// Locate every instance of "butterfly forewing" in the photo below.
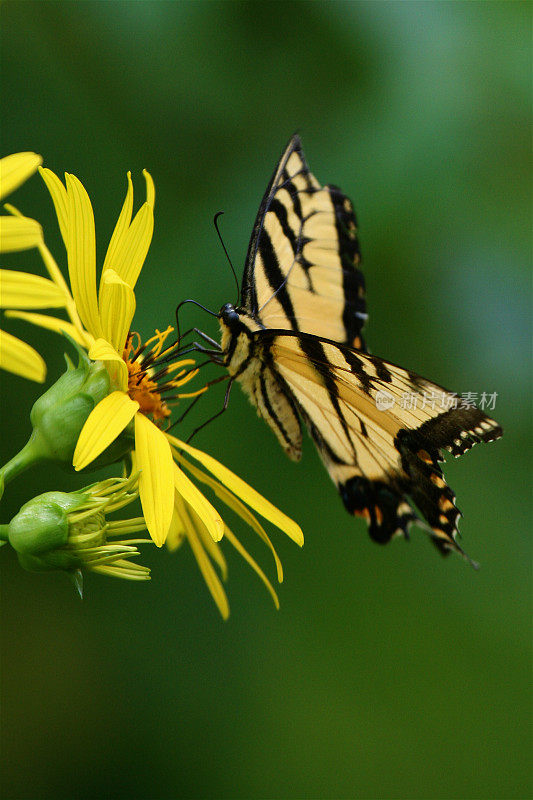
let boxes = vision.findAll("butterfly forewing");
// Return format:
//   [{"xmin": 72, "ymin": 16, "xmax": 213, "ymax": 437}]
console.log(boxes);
[{"xmin": 241, "ymin": 135, "xmax": 367, "ymax": 348}]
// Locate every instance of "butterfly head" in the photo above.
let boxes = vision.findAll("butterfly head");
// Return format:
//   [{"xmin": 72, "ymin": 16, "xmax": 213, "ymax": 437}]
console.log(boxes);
[
  {"xmin": 219, "ymin": 302, "xmax": 241, "ymax": 327},
  {"xmin": 219, "ymin": 302, "xmax": 262, "ymax": 333}
]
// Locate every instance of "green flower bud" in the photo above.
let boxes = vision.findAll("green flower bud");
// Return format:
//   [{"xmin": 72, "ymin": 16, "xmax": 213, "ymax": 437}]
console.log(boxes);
[
  {"xmin": 7, "ymin": 475, "xmax": 151, "ymax": 582},
  {"xmin": 0, "ymin": 337, "xmax": 135, "ymax": 487},
  {"xmin": 29, "ymin": 339, "xmax": 135, "ymax": 468}
]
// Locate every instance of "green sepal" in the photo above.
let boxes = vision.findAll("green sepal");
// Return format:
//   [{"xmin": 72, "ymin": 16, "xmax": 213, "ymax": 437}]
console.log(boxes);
[{"xmin": 70, "ymin": 569, "xmax": 84, "ymax": 599}]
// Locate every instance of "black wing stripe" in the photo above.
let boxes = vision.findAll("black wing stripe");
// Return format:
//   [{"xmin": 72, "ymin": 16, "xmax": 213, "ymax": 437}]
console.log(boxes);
[
  {"xmin": 258, "ymin": 228, "xmax": 299, "ymax": 330},
  {"xmin": 257, "ymin": 369, "xmax": 295, "ymax": 451},
  {"xmin": 297, "ymin": 336, "xmax": 358, "ymax": 462},
  {"xmin": 328, "ymin": 186, "xmax": 366, "ymax": 348},
  {"xmin": 281, "ymin": 168, "xmax": 304, "ymax": 220},
  {"xmin": 269, "ymin": 198, "xmax": 299, "ymax": 256},
  {"xmin": 284, "ymin": 364, "xmax": 400, "ymax": 478}
]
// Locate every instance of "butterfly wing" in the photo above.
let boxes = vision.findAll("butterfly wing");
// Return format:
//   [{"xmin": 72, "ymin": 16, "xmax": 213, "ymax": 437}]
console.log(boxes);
[
  {"xmin": 258, "ymin": 330, "xmax": 502, "ymax": 558},
  {"xmin": 241, "ymin": 134, "xmax": 367, "ymax": 349}
]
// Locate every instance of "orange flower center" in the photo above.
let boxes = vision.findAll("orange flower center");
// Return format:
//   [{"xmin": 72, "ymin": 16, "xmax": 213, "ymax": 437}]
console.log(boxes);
[
  {"xmin": 126, "ymin": 358, "xmax": 170, "ymax": 421},
  {"xmin": 122, "ymin": 328, "xmax": 204, "ymax": 425}
]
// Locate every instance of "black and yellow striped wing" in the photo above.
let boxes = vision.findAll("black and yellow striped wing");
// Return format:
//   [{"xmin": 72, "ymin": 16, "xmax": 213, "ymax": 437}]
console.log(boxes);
[
  {"xmin": 241, "ymin": 134, "xmax": 367, "ymax": 349},
  {"xmin": 218, "ymin": 136, "xmax": 502, "ymax": 561},
  {"xmin": 260, "ymin": 330, "xmax": 502, "ymax": 558}
]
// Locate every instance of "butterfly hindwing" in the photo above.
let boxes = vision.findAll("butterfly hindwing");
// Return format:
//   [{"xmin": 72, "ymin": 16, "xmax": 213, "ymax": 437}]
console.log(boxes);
[
  {"xmin": 241, "ymin": 135, "xmax": 367, "ymax": 348},
  {"xmin": 263, "ymin": 331, "xmax": 501, "ymax": 557},
  {"xmin": 250, "ymin": 363, "xmax": 302, "ymax": 461}
]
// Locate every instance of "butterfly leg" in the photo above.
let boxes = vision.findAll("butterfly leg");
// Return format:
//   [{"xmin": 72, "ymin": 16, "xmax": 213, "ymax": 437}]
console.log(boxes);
[
  {"xmin": 185, "ymin": 377, "xmax": 234, "ymax": 444},
  {"xmin": 167, "ymin": 373, "xmax": 230, "ymax": 432},
  {"xmin": 193, "ymin": 328, "xmax": 222, "ymax": 351},
  {"xmin": 174, "ymin": 343, "xmax": 224, "ymax": 364},
  {"xmin": 167, "ymin": 393, "xmax": 204, "ymax": 430},
  {"xmin": 158, "ymin": 327, "xmax": 206, "ymax": 365}
]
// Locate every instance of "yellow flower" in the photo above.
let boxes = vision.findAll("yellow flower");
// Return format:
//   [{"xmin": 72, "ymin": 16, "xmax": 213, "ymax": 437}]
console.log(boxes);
[
  {"xmin": 6, "ymin": 166, "xmax": 303, "ymax": 615},
  {"xmin": 0, "ymin": 152, "xmax": 53, "ymax": 382}
]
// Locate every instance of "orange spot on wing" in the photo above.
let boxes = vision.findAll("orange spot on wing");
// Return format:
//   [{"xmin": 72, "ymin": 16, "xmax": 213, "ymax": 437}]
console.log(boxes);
[{"xmin": 439, "ymin": 496, "xmax": 454, "ymax": 512}]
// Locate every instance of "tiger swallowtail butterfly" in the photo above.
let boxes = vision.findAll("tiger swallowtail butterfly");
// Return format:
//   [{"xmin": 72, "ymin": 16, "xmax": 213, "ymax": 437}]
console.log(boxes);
[{"xmin": 205, "ymin": 135, "xmax": 502, "ymax": 563}]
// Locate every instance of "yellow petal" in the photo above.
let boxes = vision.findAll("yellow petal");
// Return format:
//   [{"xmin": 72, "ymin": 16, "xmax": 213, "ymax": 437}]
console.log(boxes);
[
  {"xmin": 143, "ymin": 170, "xmax": 155, "ymax": 208},
  {"xmin": 174, "ymin": 492, "xmax": 227, "ymax": 578},
  {"xmin": 0, "ymin": 328, "xmax": 45, "ymax": 382},
  {"xmin": 98, "ymin": 268, "xmax": 136, "ymax": 354},
  {"xmin": 194, "ymin": 516, "xmax": 228, "ymax": 580},
  {"xmin": 4, "ymin": 310, "xmax": 93, "ymax": 349},
  {"xmin": 65, "ymin": 173, "xmax": 101, "ymax": 338},
  {"xmin": 174, "ymin": 491, "xmax": 229, "ymax": 619},
  {"xmin": 0, "ymin": 216, "xmax": 42, "ymax": 253},
  {"xmin": 35, "ymin": 239, "xmax": 72, "ymax": 297},
  {"xmin": 175, "ymin": 450, "xmax": 283, "ymax": 583},
  {"xmin": 173, "ymin": 461, "xmax": 224, "ymax": 543},
  {"xmin": 101, "ymin": 171, "xmax": 133, "ymax": 284},
  {"xmin": 224, "ymin": 524, "xmax": 279, "ymax": 610},
  {"xmin": 188, "ymin": 531, "xmax": 230, "ymax": 619},
  {"xmin": 135, "ymin": 413, "xmax": 174, "ymax": 547},
  {"xmin": 74, "ymin": 391, "xmax": 138, "ymax": 471},
  {"xmin": 0, "ymin": 152, "xmax": 42, "ymax": 199},
  {"xmin": 36, "ymin": 240, "xmax": 87, "ymax": 335},
  {"xmin": 38, "ymin": 167, "xmax": 69, "ymax": 247},
  {"xmin": 168, "ymin": 436, "xmax": 304, "ymax": 547},
  {"xmin": 166, "ymin": 509, "xmax": 186, "ymax": 552},
  {"xmin": 110, "ymin": 202, "xmax": 154, "ymax": 289},
  {"xmin": 0, "ymin": 269, "xmax": 66, "ymax": 309},
  {"xmin": 101, "ymin": 170, "xmax": 154, "ymax": 291},
  {"xmin": 88, "ymin": 337, "xmax": 128, "ymax": 391},
  {"xmin": 3, "ymin": 204, "xmax": 81, "ymax": 327}
]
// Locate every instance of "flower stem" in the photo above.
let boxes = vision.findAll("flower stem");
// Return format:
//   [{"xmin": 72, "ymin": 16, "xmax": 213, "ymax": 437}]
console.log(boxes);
[{"xmin": 0, "ymin": 433, "xmax": 47, "ymax": 490}]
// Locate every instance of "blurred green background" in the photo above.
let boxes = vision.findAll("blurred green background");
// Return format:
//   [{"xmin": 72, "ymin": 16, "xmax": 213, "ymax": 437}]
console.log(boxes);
[{"xmin": 1, "ymin": 2, "xmax": 531, "ymax": 799}]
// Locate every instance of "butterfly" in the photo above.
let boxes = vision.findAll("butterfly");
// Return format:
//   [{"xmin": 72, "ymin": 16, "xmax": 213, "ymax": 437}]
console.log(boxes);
[{"xmin": 209, "ymin": 134, "xmax": 502, "ymax": 561}]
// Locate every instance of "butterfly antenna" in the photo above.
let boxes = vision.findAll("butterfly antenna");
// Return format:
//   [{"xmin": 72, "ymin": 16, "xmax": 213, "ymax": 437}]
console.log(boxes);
[
  {"xmin": 213, "ymin": 211, "xmax": 240, "ymax": 306},
  {"xmin": 175, "ymin": 299, "xmax": 219, "ymax": 350}
]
